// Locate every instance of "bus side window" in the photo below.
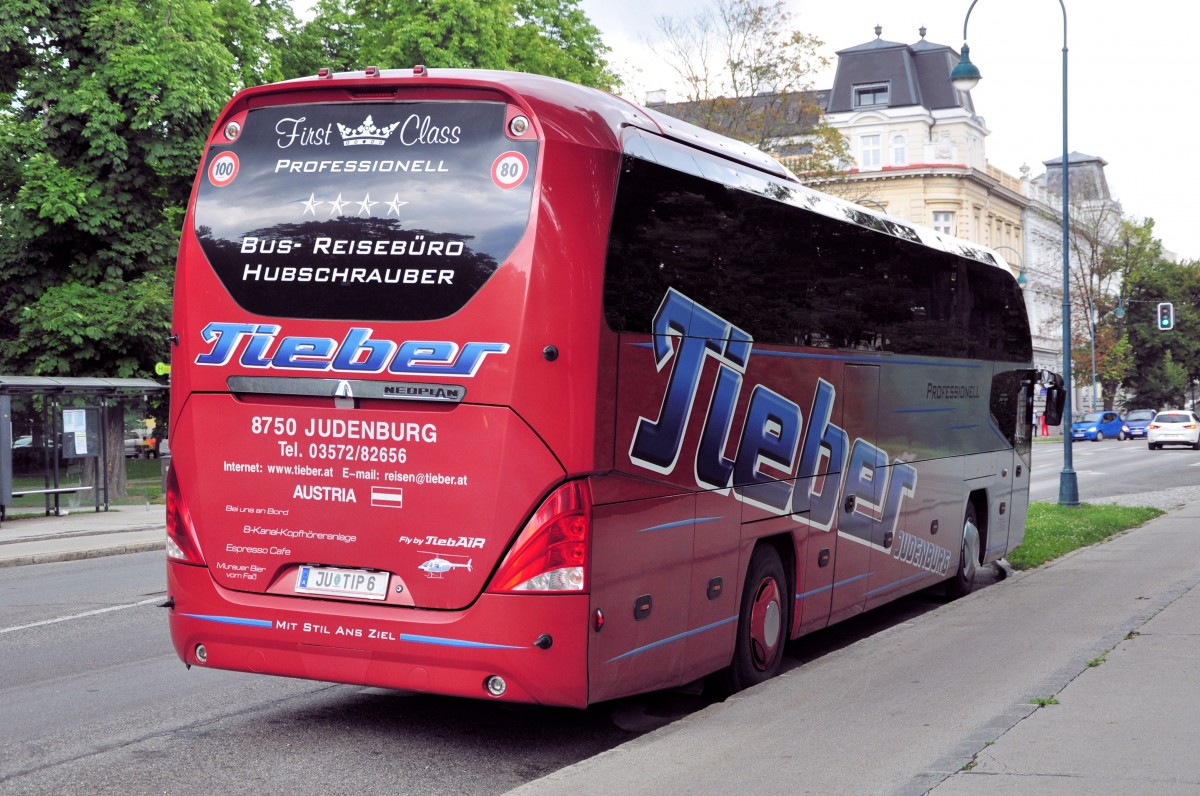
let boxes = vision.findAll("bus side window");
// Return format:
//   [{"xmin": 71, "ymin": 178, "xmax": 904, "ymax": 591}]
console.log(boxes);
[{"xmin": 604, "ymin": 153, "xmax": 1032, "ymax": 367}]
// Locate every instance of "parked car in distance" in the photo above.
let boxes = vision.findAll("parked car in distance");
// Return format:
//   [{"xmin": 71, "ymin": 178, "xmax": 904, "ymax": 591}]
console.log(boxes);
[
  {"xmin": 1070, "ymin": 410, "xmax": 1127, "ymax": 442},
  {"xmin": 1124, "ymin": 409, "xmax": 1157, "ymax": 439},
  {"xmin": 124, "ymin": 431, "xmax": 144, "ymax": 458},
  {"xmin": 1147, "ymin": 410, "xmax": 1200, "ymax": 450}
]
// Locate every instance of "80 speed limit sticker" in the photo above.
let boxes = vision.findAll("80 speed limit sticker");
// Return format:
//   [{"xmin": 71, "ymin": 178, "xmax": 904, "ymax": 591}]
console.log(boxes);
[
  {"xmin": 491, "ymin": 151, "xmax": 529, "ymax": 189},
  {"xmin": 208, "ymin": 152, "xmax": 240, "ymax": 188}
]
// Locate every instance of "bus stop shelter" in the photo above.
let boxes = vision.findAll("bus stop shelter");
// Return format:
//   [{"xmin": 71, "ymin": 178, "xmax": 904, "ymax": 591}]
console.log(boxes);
[{"xmin": 1, "ymin": 375, "xmax": 168, "ymax": 521}]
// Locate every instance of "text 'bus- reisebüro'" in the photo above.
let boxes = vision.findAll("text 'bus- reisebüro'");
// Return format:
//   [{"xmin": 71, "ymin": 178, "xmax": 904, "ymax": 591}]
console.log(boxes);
[{"xmin": 165, "ymin": 66, "xmax": 1065, "ymax": 708}]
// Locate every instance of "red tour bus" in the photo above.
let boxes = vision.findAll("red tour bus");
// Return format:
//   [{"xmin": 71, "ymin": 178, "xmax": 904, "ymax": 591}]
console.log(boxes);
[{"xmin": 166, "ymin": 67, "xmax": 1063, "ymax": 707}]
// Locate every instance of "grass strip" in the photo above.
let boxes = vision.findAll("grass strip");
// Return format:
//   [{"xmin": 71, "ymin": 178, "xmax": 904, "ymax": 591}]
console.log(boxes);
[{"xmin": 1010, "ymin": 502, "xmax": 1164, "ymax": 570}]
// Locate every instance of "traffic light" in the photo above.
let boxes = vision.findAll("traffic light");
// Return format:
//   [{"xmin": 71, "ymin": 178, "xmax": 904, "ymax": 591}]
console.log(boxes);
[{"xmin": 1158, "ymin": 302, "xmax": 1175, "ymax": 331}]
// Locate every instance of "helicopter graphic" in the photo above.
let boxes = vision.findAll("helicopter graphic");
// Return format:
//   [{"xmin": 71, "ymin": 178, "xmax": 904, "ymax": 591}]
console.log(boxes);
[{"xmin": 418, "ymin": 553, "xmax": 473, "ymax": 578}]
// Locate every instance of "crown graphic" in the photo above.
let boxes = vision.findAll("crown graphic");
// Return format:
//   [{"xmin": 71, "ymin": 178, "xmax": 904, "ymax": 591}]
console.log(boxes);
[{"xmin": 337, "ymin": 115, "xmax": 401, "ymax": 146}]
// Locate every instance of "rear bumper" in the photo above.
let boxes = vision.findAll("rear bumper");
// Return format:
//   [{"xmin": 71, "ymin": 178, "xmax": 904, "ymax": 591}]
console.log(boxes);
[
  {"xmin": 167, "ymin": 561, "xmax": 591, "ymax": 707},
  {"xmin": 1148, "ymin": 434, "xmax": 1199, "ymax": 446}
]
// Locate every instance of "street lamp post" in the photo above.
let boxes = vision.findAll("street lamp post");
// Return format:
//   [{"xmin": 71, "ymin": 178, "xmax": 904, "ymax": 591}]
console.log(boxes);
[{"xmin": 951, "ymin": 0, "xmax": 1078, "ymax": 506}]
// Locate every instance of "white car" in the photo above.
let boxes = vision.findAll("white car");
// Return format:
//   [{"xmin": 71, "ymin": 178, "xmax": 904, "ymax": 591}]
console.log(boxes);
[
  {"xmin": 124, "ymin": 431, "xmax": 144, "ymax": 458},
  {"xmin": 1147, "ymin": 410, "xmax": 1200, "ymax": 450}
]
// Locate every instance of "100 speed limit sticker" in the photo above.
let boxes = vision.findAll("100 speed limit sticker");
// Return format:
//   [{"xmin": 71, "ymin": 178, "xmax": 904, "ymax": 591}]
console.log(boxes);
[
  {"xmin": 491, "ymin": 151, "xmax": 529, "ymax": 189},
  {"xmin": 208, "ymin": 152, "xmax": 240, "ymax": 188}
]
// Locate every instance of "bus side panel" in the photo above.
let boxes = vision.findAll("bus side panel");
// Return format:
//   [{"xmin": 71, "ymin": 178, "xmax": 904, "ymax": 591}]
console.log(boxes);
[
  {"xmin": 681, "ymin": 489, "xmax": 743, "ymax": 676},
  {"xmin": 990, "ymin": 365, "xmax": 1035, "ymax": 559},
  {"xmin": 167, "ymin": 231, "xmax": 206, "ymax": 430},
  {"xmin": 1005, "ymin": 453, "xmax": 1031, "ymax": 555},
  {"xmin": 985, "ymin": 450, "xmax": 1015, "ymax": 562},
  {"xmin": 587, "ymin": 491, "xmax": 700, "ymax": 703},
  {"xmin": 864, "ymin": 456, "xmax": 963, "ymax": 610},
  {"xmin": 828, "ymin": 364, "xmax": 879, "ymax": 625},
  {"xmin": 509, "ymin": 139, "xmax": 619, "ymax": 475},
  {"xmin": 795, "ymin": 474, "xmax": 835, "ymax": 635}
]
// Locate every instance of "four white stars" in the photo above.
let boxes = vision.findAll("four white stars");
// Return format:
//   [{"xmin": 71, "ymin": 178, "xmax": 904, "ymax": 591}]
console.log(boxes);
[{"xmin": 301, "ymin": 193, "xmax": 408, "ymax": 218}]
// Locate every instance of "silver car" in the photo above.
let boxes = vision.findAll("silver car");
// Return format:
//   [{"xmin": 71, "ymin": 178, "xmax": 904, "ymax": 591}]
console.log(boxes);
[{"xmin": 1147, "ymin": 410, "xmax": 1200, "ymax": 450}]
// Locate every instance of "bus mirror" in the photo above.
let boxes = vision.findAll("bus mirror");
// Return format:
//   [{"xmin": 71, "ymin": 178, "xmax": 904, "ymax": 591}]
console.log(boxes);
[
  {"xmin": 1042, "ymin": 387, "xmax": 1065, "ymax": 427},
  {"xmin": 1038, "ymin": 370, "xmax": 1065, "ymax": 427}
]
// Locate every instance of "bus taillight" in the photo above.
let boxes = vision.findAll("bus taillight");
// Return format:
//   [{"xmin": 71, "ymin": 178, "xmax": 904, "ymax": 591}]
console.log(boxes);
[
  {"xmin": 488, "ymin": 481, "xmax": 590, "ymax": 593},
  {"xmin": 165, "ymin": 467, "xmax": 206, "ymax": 566}
]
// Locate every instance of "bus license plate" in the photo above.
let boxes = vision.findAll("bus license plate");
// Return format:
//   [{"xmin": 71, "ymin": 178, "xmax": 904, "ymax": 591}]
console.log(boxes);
[{"xmin": 295, "ymin": 565, "xmax": 388, "ymax": 600}]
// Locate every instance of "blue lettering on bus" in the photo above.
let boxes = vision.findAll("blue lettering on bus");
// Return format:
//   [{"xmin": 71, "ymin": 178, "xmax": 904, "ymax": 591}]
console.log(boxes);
[
  {"xmin": 839, "ymin": 439, "xmax": 890, "ymax": 545},
  {"xmin": 733, "ymin": 385, "xmax": 802, "ymax": 513},
  {"xmin": 389, "ymin": 341, "xmax": 508, "ymax": 377},
  {"xmin": 629, "ymin": 290, "xmax": 918, "ymax": 549},
  {"xmin": 796, "ymin": 379, "xmax": 849, "ymax": 530},
  {"xmin": 331, "ymin": 327, "xmax": 396, "ymax": 371},
  {"xmin": 195, "ymin": 322, "xmax": 508, "ymax": 376},
  {"xmin": 630, "ymin": 290, "xmax": 742, "ymax": 473}
]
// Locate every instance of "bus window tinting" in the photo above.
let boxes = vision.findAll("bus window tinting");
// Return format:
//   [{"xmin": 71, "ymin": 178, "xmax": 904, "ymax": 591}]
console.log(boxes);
[
  {"xmin": 603, "ymin": 155, "xmax": 1031, "ymax": 363},
  {"xmin": 193, "ymin": 101, "xmax": 538, "ymax": 321}
]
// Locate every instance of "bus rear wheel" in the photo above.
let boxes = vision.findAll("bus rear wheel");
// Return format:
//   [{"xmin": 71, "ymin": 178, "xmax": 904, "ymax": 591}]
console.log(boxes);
[
  {"xmin": 947, "ymin": 502, "xmax": 980, "ymax": 599},
  {"xmin": 721, "ymin": 544, "xmax": 788, "ymax": 694}
]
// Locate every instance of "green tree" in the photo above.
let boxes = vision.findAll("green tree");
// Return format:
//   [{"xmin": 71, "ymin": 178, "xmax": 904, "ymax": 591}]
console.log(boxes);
[
  {"xmin": 0, "ymin": 0, "xmax": 289, "ymax": 495},
  {"xmin": 279, "ymin": 0, "xmax": 359, "ymax": 78},
  {"xmin": 11, "ymin": 273, "xmax": 173, "ymax": 378},
  {"xmin": 654, "ymin": 0, "xmax": 849, "ymax": 179},
  {"xmin": 287, "ymin": 0, "xmax": 618, "ymax": 89},
  {"xmin": 1121, "ymin": 219, "xmax": 1200, "ymax": 409},
  {"xmin": 213, "ymin": 0, "xmax": 298, "ymax": 87},
  {"xmin": 0, "ymin": 0, "xmax": 293, "ymax": 380}
]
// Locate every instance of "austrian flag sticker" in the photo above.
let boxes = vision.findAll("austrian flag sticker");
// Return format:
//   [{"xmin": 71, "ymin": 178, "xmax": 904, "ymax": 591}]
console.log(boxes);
[{"xmin": 370, "ymin": 486, "xmax": 404, "ymax": 509}]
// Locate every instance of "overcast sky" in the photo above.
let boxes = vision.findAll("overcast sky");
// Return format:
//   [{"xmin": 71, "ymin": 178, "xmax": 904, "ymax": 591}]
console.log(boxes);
[{"xmin": 580, "ymin": 0, "xmax": 1197, "ymax": 261}]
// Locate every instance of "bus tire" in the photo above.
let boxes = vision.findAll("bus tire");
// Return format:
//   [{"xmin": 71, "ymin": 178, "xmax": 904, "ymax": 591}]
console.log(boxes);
[
  {"xmin": 947, "ymin": 502, "xmax": 980, "ymax": 599},
  {"xmin": 722, "ymin": 544, "xmax": 788, "ymax": 694}
]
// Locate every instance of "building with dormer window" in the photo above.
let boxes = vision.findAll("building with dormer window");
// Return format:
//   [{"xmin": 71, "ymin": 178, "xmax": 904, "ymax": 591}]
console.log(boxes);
[
  {"xmin": 816, "ymin": 25, "xmax": 1070, "ymax": 408},
  {"xmin": 819, "ymin": 25, "xmax": 1025, "ymax": 252}
]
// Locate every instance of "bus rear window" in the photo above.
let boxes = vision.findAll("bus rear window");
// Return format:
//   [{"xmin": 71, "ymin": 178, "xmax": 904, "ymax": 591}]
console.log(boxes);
[{"xmin": 193, "ymin": 101, "xmax": 537, "ymax": 321}]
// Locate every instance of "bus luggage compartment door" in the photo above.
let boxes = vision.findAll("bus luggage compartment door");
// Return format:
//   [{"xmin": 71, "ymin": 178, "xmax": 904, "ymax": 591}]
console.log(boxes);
[
  {"xmin": 829, "ymin": 364, "xmax": 880, "ymax": 625},
  {"xmin": 587, "ymin": 491, "xmax": 704, "ymax": 704}
]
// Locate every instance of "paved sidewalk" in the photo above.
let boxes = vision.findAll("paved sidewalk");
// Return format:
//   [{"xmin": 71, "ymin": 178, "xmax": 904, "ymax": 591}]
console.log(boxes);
[
  {"xmin": 0, "ymin": 504, "xmax": 165, "ymax": 567},
  {"xmin": 931, "ymin": 574, "xmax": 1200, "ymax": 795},
  {"xmin": 512, "ymin": 498, "xmax": 1200, "ymax": 796}
]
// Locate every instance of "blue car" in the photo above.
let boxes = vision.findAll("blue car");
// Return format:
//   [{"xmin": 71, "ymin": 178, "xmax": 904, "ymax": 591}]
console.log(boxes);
[
  {"xmin": 1123, "ymin": 409, "xmax": 1156, "ymax": 439},
  {"xmin": 1071, "ymin": 411, "xmax": 1127, "ymax": 442}
]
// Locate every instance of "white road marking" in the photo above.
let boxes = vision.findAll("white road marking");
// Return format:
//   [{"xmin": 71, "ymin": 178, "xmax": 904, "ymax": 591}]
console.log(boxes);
[{"xmin": 0, "ymin": 597, "xmax": 161, "ymax": 635}]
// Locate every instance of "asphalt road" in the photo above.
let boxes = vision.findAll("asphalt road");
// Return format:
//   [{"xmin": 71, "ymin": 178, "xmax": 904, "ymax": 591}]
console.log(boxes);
[
  {"xmin": 0, "ymin": 552, "xmax": 700, "ymax": 794},
  {"xmin": 0, "ymin": 446, "xmax": 1188, "ymax": 794},
  {"xmin": 0, "ymin": 564, "xmax": 1004, "ymax": 793},
  {"xmin": 1029, "ymin": 436, "xmax": 1200, "ymax": 505}
]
